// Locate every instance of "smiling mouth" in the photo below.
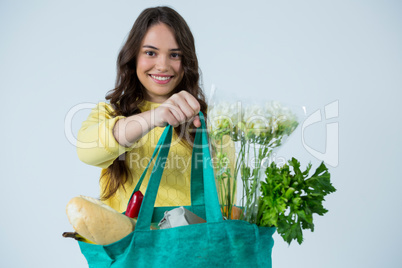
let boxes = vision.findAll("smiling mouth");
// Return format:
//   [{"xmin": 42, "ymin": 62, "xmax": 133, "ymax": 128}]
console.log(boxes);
[{"xmin": 150, "ymin": 74, "xmax": 173, "ymax": 81}]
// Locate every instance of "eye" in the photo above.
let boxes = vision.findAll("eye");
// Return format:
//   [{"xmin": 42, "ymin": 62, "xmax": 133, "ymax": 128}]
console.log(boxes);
[
  {"xmin": 145, "ymin": 51, "xmax": 156, "ymax": 56},
  {"xmin": 171, "ymin": 52, "xmax": 182, "ymax": 59}
]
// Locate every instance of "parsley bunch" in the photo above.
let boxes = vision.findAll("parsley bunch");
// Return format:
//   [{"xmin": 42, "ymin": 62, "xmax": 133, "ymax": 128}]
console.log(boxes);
[{"xmin": 257, "ymin": 158, "xmax": 336, "ymax": 245}]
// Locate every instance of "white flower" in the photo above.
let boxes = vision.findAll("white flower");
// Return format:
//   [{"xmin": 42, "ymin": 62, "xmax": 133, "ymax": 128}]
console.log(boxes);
[
  {"xmin": 264, "ymin": 101, "xmax": 298, "ymax": 133},
  {"xmin": 208, "ymin": 98, "xmax": 300, "ymax": 222},
  {"xmin": 264, "ymin": 101, "xmax": 283, "ymax": 117},
  {"xmin": 208, "ymin": 100, "xmax": 298, "ymax": 142},
  {"xmin": 208, "ymin": 101, "xmax": 242, "ymax": 132},
  {"xmin": 243, "ymin": 104, "xmax": 270, "ymax": 136}
]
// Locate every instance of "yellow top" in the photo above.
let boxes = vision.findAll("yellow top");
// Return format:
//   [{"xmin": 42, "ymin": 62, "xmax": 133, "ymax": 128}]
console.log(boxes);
[{"xmin": 77, "ymin": 101, "xmax": 193, "ymax": 212}]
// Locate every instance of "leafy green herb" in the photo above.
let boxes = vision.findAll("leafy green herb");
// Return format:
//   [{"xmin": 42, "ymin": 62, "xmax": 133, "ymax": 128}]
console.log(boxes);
[{"xmin": 257, "ymin": 157, "xmax": 336, "ymax": 245}]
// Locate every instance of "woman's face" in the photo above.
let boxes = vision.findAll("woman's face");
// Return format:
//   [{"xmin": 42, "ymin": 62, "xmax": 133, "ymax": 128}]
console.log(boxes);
[{"xmin": 136, "ymin": 23, "xmax": 184, "ymax": 103}]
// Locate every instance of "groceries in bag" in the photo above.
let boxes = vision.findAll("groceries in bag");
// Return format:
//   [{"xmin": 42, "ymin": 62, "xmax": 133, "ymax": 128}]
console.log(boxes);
[
  {"xmin": 125, "ymin": 191, "xmax": 143, "ymax": 218},
  {"xmin": 158, "ymin": 206, "xmax": 206, "ymax": 229},
  {"xmin": 65, "ymin": 195, "xmax": 136, "ymax": 245}
]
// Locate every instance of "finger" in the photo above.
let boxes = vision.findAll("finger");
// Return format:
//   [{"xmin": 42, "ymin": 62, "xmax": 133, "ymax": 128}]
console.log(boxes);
[
  {"xmin": 168, "ymin": 109, "xmax": 185, "ymax": 127},
  {"xmin": 162, "ymin": 102, "xmax": 186, "ymax": 124},
  {"xmin": 177, "ymin": 98, "xmax": 198, "ymax": 121},
  {"xmin": 165, "ymin": 111, "xmax": 181, "ymax": 127},
  {"xmin": 155, "ymin": 105, "xmax": 182, "ymax": 127},
  {"xmin": 169, "ymin": 93, "xmax": 198, "ymax": 122},
  {"xmin": 181, "ymin": 92, "xmax": 201, "ymax": 115},
  {"xmin": 193, "ymin": 115, "xmax": 201, "ymax": 128},
  {"xmin": 174, "ymin": 92, "xmax": 201, "ymax": 120}
]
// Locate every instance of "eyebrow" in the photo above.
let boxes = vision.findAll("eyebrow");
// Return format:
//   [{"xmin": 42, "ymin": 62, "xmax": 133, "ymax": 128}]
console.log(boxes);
[{"xmin": 142, "ymin": 45, "xmax": 181, "ymax": 51}]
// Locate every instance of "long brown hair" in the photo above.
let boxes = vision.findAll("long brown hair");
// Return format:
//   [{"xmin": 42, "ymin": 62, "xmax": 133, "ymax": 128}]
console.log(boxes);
[{"xmin": 101, "ymin": 6, "xmax": 207, "ymax": 200}]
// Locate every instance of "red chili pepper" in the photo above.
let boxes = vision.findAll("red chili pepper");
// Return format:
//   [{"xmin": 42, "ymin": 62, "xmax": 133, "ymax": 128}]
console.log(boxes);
[{"xmin": 126, "ymin": 191, "xmax": 144, "ymax": 218}]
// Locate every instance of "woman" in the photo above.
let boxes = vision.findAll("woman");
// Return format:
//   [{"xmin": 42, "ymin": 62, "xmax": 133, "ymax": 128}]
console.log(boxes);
[{"xmin": 77, "ymin": 6, "xmax": 207, "ymax": 212}]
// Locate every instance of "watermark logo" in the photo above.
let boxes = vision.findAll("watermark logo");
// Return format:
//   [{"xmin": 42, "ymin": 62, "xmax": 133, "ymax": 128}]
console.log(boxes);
[
  {"xmin": 64, "ymin": 100, "xmax": 339, "ymax": 168},
  {"xmin": 64, "ymin": 102, "xmax": 203, "ymax": 151},
  {"xmin": 301, "ymin": 100, "xmax": 339, "ymax": 167},
  {"xmin": 64, "ymin": 102, "xmax": 97, "ymax": 149}
]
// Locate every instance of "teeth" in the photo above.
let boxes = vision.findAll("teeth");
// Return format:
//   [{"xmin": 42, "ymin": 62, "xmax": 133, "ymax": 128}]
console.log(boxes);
[{"xmin": 151, "ymin": 75, "xmax": 171, "ymax": 81}]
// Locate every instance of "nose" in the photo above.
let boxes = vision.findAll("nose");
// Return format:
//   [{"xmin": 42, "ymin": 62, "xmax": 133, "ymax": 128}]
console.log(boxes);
[{"xmin": 155, "ymin": 55, "xmax": 169, "ymax": 72}]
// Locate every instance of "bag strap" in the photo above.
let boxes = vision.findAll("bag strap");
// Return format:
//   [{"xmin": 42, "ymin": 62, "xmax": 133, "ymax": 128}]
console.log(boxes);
[
  {"xmin": 135, "ymin": 112, "xmax": 223, "ymax": 231},
  {"xmin": 189, "ymin": 121, "xmax": 204, "ymax": 207},
  {"xmin": 126, "ymin": 116, "xmax": 205, "ymax": 208},
  {"xmin": 126, "ymin": 123, "xmax": 171, "ymax": 206},
  {"xmin": 198, "ymin": 112, "xmax": 223, "ymax": 222}
]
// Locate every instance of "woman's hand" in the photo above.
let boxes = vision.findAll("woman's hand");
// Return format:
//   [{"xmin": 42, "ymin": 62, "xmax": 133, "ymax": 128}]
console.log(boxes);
[
  {"xmin": 113, "ymin": 91, "xmax": 201, "ymax": 147},
  {"xmin": 153, "ymin": 91, "xmax": 201, "ymax": 128}
]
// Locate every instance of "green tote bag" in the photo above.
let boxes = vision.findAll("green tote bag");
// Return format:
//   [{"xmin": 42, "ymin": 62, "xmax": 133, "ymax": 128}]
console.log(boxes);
[{"xmin": 78, "ymin": 112, "xmax": 276, "ymax": 267}]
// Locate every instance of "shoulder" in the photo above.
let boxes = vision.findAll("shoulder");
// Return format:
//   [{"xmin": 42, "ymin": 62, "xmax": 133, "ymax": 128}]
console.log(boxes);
[
  {"xmin": 96, "ymin": 102, "xmax": 115, "ymax": 111},
  {"xmin": 82, "ymin": 102, "xmax": 120, "ymax": 122},
  {"xmin": 94, "ymin": 102, "xmax": 117, "ymax": 117}
]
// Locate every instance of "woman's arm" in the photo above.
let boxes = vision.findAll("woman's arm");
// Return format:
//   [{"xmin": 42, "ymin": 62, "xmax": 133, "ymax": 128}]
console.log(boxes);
[
  {"xmin": 77, "ymin": 91, "xmax": 201, "ymax": 168},
  {"xmin": 76, "ymin": 102, "xmax": 133, "ymax": 168},
  {"xmin": 113, "ymin": 91, "xmax": 201, "ymax": 147}
]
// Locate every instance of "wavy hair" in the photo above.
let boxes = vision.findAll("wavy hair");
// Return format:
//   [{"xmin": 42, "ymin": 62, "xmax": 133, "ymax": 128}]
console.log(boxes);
[{"xmin": 101, "ymin": 6, "xmax": 207, "ymax": 200}]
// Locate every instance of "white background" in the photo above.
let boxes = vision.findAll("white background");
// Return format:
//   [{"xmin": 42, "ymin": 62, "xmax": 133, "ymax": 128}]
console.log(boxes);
[{"xmin": 1, "ymin": 0, "xmax": 401, "ymax": 267}]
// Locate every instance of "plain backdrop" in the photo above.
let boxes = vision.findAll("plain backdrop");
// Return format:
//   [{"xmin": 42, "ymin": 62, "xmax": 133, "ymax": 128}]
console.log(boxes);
[{"xmin": 1, "ymin": 0, "xmax": 401, "ymax": 267}]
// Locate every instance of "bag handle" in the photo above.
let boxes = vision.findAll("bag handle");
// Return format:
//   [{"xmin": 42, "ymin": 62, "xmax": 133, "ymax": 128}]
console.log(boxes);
[
  {"xmin": 126, "ymin": 121, "xmax": 171, "ymax": 205},
  {"xmin": 126, "ymin": 115, "xmax": 205, "ymax": 208},
  {"xmin": 135, "ymin": 112, "xmax": 223, "ymax": 231}
]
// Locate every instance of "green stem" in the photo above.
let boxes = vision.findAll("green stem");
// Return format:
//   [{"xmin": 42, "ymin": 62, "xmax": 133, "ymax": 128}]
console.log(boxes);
[
  {"xmin": 227, "ymin": 171, "xmax": 232, "ymax": 218},
  {"xmin": 219, "ymin": 136, "xmax": 229, "ymax": 219}
]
